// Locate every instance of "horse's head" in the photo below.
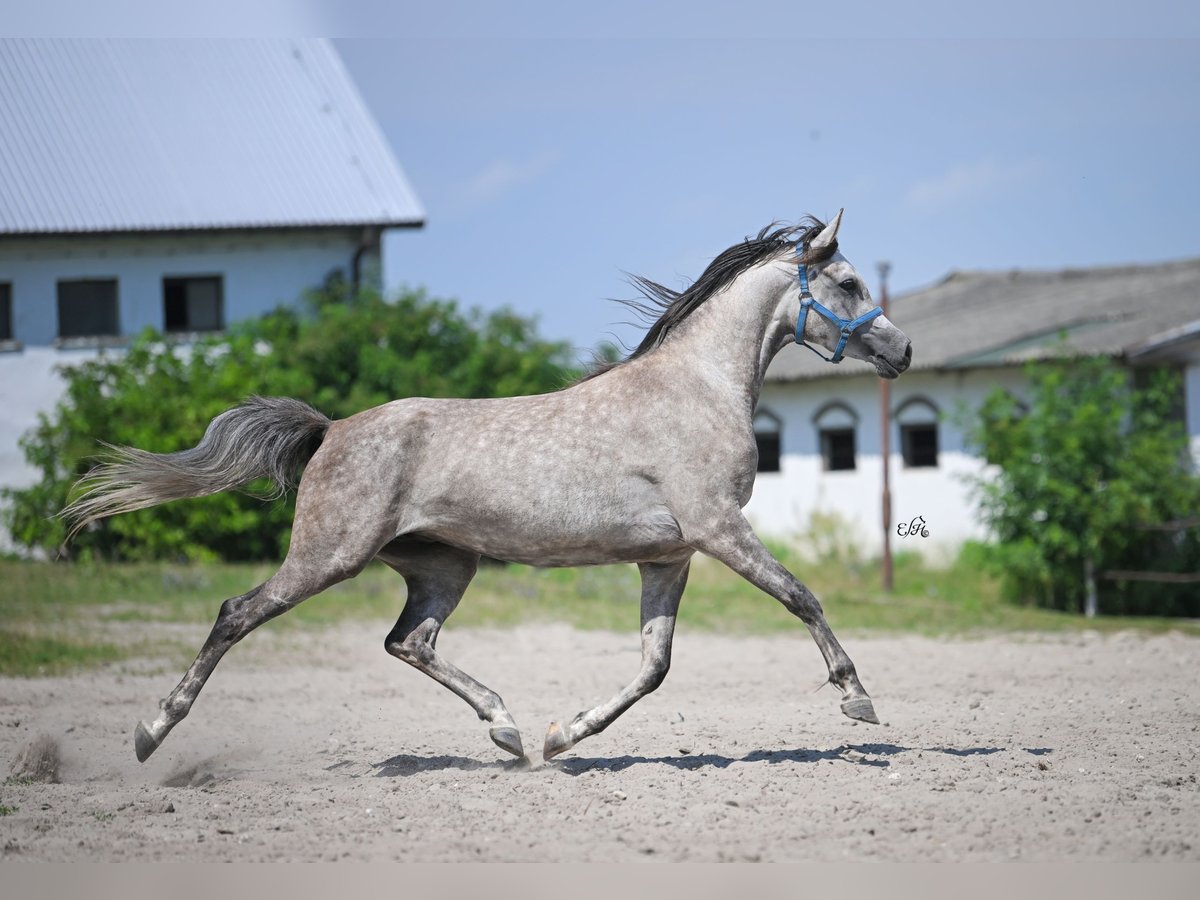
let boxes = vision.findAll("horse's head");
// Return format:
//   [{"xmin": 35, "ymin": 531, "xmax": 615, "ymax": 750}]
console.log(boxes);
[{"xmin": 791, "ymin": 210, "xmax": 912, "ymax": 379}]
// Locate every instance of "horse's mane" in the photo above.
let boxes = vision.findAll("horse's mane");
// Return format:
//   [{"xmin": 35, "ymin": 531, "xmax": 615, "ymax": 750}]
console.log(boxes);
[{"xmin": 580, "ymin": 217, "xmax": 838, "ymax": 382}]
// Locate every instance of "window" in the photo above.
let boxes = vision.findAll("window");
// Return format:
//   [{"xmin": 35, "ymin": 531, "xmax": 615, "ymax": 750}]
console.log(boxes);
[
  {"xmin": 821, "ymin": 428, "xmax": 857, "ymax": 471},
  {"xmin": 0, "ymin": 283, "xmax": 12, "ymax": 342},
  {"xmin": 57, "ymin": 279, "xmax": 118, "ymax": 339},
  {"xmin": 813, "ymin": 401, "xmax": 858, "ymax": 472},
  {"xmin": 1133, "ymin": 364, "xmax": 1185, "ymax": 423},
  {"xmin": 980, "ymin": 393, "xmax": 1028, "ymax": 465},
  {"xmin": 901, "ymin": 424, "xmax": 939, "ymax": 467},
  {"xmin": 164, "ymin": 276, "xmax": 224, "ymax": 333},
  {"xmin": 895, "ymin": 397, "xmax": 940, "ymax": 468},
  {"xmin": 753, "ymin": 408, "xmax": 782, "ymax": 472}
]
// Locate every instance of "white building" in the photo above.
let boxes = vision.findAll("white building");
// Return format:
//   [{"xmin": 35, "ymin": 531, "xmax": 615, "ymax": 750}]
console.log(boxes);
[
  {"xmin": 748, "ymin": 259, "xmax": 1200, "ymax": 559},
  {"xmin": 0, "ymin": 40, "xmax": 424, "ymax": 501}
]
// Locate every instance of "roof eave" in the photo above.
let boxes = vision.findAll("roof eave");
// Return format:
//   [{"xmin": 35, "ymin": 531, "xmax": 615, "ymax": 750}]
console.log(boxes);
[
  {"xmin": 1124, "ymin": 319, "xmax": 1200, "ymax": 363},
  {"xmin": 0, "ymin": 218, "xmax": 425, "ymax": 239}
]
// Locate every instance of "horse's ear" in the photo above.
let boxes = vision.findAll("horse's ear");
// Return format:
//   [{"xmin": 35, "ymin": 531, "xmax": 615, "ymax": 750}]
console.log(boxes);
[{"xmin": 810, "ymin": 208, "xmax": 844, "ymax": 251}]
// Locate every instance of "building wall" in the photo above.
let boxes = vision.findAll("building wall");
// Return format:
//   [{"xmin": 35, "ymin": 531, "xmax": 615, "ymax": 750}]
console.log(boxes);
[
  {"xmin": 0, "ymin": 230, "xmax": 367, "ymax": 346},
  {"xmin": 0, "ymin": 229, "xmax": 371, "ymax": 494},
  {"xmin": 745, "ymin": 367, "xmax": 1029, "ymax": 560}
]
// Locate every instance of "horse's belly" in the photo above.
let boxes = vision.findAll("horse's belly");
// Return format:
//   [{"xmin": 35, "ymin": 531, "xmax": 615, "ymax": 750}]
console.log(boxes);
[{"xmin": 419, "ymin": 506, "xmax": 686, "ymax": 567}]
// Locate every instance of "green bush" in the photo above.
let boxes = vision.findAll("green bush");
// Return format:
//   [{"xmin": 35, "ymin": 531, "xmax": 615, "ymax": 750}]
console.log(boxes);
[
  {"xmin": 2, "ymin": 285, "xmax": 577, "ymax": 561},
  {"xmin": 965, "ymin": 356, "xmax": 1200, "ymax": 616}
]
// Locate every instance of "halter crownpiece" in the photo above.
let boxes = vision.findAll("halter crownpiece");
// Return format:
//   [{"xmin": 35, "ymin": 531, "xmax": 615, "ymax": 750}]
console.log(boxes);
[{"xmin": 794, "ymin": 252, "xmax": 883, "ymax": 364}]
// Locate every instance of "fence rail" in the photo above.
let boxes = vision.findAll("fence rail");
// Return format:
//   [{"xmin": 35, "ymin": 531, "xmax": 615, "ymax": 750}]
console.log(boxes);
[
  {"xmin": 1101, "ymin": 570, "xmax": 1200, "ymax": 584},
  {"xmin": 1099, "ymin": 518, "xmax": 1199, "ymax": 584}
]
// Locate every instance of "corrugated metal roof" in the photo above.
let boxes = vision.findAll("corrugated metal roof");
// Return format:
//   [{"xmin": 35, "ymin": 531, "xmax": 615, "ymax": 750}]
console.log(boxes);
[
  {"xmin": 766, "ymin": 257, "xmax": 1200, "ymax": 381},
  {"xmin": 0, "ymin": 39, "xmax": 424, "ymax": 233}
]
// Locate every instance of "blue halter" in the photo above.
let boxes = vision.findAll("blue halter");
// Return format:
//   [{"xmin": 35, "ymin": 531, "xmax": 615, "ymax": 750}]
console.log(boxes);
[{"xmin": 795, "ymin": 256, "xmax": 883, "ymax": 364}]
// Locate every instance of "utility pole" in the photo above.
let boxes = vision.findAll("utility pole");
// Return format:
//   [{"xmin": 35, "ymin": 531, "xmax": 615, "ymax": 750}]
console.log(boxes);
[{"xmin": 878, "ymin": 261, "xmax": 894, "ymax": 593}]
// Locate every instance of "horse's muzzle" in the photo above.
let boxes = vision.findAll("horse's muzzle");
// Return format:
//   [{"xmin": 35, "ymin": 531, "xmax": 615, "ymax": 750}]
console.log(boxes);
[{"xmin": 872, "ymin": 341, "xmax": 911, "ymax": 379}]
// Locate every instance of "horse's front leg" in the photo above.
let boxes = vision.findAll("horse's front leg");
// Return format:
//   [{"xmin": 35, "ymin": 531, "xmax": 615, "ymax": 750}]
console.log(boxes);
[
  {"xmin": 692, "ymin": 512, "xmax": 879, "ymax": 725},
  {"xmin": 543, "ymin": 557, "xmax": 691, "ymax": 760}
]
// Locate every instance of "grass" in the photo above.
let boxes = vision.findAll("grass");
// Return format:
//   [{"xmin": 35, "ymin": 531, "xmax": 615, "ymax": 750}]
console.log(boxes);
[
  {"xmin": 0, "ymin": 547, "xmax": 1196, "ymax": 677},
  {"xmin": 0, "ymin": 630, "xmax": 127, "ymax": 677}
]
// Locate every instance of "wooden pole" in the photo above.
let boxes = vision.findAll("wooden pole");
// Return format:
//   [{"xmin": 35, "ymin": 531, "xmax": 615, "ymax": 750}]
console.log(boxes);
[
  {"xmin": 1084, "ymin": 555, "xmax": 1098, "ymax": 618},
  {"xmin": 878, "ymin": 261, "xmax": 893, "ymax": 594}
]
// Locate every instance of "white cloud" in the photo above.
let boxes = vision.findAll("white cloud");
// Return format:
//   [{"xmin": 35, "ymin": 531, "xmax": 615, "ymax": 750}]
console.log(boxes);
[
  {"xmin": 455, "ymin": 150, "xmax": 561, "ymax": 208},
  {"xmin": 906, "ymin": 158, "xmax": 1040, "ymax": 211}
]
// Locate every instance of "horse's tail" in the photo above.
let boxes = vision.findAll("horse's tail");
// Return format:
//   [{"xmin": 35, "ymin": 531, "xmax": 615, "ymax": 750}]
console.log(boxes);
[{"xmin": 62, "ymin": 396, "xmax": 331, "ymax": 539}]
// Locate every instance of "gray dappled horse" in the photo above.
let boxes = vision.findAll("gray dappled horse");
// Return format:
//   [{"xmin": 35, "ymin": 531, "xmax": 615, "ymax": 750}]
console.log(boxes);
[{"xmin": 64, "ymin": 211, "xmax": 912, "ymax": 763}]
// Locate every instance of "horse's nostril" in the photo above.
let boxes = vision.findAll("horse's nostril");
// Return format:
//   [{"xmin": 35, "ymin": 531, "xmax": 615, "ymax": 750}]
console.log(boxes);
[{"xmin": 904, "ymin": 342, "xmax": 912, "ymax": 361}]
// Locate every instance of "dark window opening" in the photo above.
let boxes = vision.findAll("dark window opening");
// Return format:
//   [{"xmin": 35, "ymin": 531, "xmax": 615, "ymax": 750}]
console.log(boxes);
[
  {"xmin": 753, "ymin": 409, "xmax": 783, "ymax": 473},
  {"xmin": 57, "ymin": 279, "xmax": 119, "ymax": 338},
  {"xmin": 820, "ymin": 428, "xmax": 856, "ymax": 471},
  {"xmin": 1133, "ymin": 364, "xmax": 1186, "ymax": 424},
  {"xmin": 164, "ymin": 276, "xmax": 224, "ymax": 333},
  {"xmin": 0, "ymin": 283, "xmax": 12, "ymax": 341},
  {"xmin": 981, "ymin": 396, "xmax": 1028, "ymax": 465},
  {"xmin": 756, "ymin": 432, "xmax": 781, "ymax": 472},
  {"xmin": 901, "ymin": 423, "xmax": 939, "ymax": 468}
]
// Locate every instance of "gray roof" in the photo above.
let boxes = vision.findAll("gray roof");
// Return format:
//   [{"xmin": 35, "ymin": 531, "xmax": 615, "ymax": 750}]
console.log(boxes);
[
  {"xmin": 0, "ymin": 39, "xmax": 424, "ymax": 234},
  {"xmin": 767, "ymin": 256, "xmax": 1200, "ymax": 381}
]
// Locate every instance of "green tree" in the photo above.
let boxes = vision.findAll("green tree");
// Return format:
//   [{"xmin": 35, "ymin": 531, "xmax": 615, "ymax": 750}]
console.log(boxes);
[
  {"xmin": 2, "ymin": 285, "xmax": 578, "ymax": 561},
  {"xmin": 965, "ymin": 356, "xmax": 1200, "ymax": 617}
]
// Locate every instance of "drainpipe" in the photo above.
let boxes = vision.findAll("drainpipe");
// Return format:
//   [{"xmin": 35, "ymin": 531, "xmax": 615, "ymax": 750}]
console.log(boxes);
[
  {"xmin": 351, "ymin": 226, "xmax": 379, "ymax": 298},
  {"xmin": 878, "ymin": 261, "xmax": 893, "ymax": 593}
]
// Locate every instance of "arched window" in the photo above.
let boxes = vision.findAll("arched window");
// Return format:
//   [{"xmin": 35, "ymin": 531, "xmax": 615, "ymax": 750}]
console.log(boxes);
[
  {"xmin": 753, "ymin": 407, "xmax": 782, "ymax": 472},
  {"xmin": 979, "ymin": 392, "xmax": 1028, "ymax": 465},
  {"xmin": 812, "ymin": 401, "xmax": 858, "ymax": 472},
  {"xmin": 895, "ymin": 397, "xmax": 939, "ymax": 468}
]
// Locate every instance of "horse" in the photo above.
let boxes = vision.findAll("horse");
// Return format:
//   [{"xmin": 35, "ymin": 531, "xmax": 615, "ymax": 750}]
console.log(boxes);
[{"xmin": 63, "ymin": 210, "xmax": 912, "ymax": 763}]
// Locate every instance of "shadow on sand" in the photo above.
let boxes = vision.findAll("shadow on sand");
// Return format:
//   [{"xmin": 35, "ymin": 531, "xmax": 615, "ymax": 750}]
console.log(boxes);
[
  {"xmin": 554, "ymin": 743, "xmax": 1013, "ymax": 774},
  {"xmin": 371, "ymin": 753, "xmax": 530, "ymax": 777},
  {"xmin": 368, "ymin": 742, "xmax": 1045, "ymax": 777}
]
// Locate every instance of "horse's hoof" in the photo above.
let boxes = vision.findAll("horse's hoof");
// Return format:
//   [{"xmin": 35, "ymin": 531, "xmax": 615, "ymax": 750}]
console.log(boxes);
[
  {"xmin": 490, "ymin": 726, "xmax": 525, "ymax": 758},
  {"xmin": 841, "ymin": 697, "xmax": 880, "ymax": 724},
  {"xmin": 542, "ymin": 721, "xmax": 574, "ymax": 761},
  {"xmin": 134, "ymin": 721, "xmax": 160, "ymax": 762}
]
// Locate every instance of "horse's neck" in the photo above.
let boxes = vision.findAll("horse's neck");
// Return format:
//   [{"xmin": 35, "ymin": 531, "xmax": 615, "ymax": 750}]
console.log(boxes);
[{"xmin": 653, "ymin": 264, "xmax": 793, "ymax": 415}]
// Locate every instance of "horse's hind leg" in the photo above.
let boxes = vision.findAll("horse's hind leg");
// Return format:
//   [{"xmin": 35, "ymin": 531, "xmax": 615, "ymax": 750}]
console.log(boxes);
[
  {"xmin": 131, "ymin": 419, "xmax": 416, "ymax": 762},
  {"xmin": 693, "ymin": 512, "xmax": 879, "ymax": 725},
  {"xmin": 543, "ymin": 557, "xmax": 691, "ymax": 760},
  {"xmin": 133, "ymin": 555, "xmax": 368, "ymax": 762},
  {"xmin": 379, "ymin": 542, "xmax": 524, "ymax": 759}
]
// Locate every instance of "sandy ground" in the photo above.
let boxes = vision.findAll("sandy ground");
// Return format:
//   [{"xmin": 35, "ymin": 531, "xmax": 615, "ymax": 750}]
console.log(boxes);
[{"xmin": 1, "ymin": 621, "xmax": 1198, "ymax": 862}]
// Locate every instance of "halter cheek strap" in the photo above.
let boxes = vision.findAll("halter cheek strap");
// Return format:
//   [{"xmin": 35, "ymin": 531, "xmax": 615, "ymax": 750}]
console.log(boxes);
[{"xmin": 795, "ymin": 259, "xmax": 883, "ymax": 364}]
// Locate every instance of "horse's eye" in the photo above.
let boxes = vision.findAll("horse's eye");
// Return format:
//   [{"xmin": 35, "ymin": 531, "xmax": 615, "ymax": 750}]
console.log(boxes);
[{"xmin": 839, "ymin": 279, "xmax": 858, "ymax": 293}]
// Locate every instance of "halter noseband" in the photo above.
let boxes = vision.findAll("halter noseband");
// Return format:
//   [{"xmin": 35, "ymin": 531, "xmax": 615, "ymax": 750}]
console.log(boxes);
[{"xmin": 795, "ymin": 253, "xmax": 882, "ymax": 364}]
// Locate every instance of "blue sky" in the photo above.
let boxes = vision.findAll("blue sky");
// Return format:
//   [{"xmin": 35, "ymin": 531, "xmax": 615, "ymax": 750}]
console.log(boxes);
[
  {"xmin": 334, "ymin": 32, "xmax": 1200, "ymax": 357},
  {"xmin": 6, "ymin": 3, "xmax": 1199, "ymax": 359}
]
